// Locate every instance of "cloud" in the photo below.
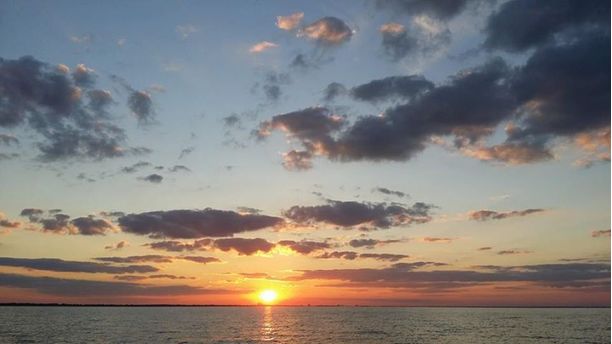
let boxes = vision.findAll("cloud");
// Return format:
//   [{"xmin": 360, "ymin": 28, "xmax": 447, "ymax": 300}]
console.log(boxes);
[
  {"xmin": 461, "ymin": 143, "xmax": 553, "ymax": 165},
  {"xmin": 373, "ymin": 187, "xmax": 409, "ymax": 199},
  {"xmin": 0, "ymin": 257, "xmax": 158, "ymax": 274},
  {"xmin": 20, "ymin": 211, "xmax": 116, "ymax": 235},
  {"xmin": 145, "ymin": 239, "xmax": 212, "ymax": 252},
  {"xmin": 322, "ymin": 82, "xmax": 347, "ymax": 102},
  {"xmin": 0, "ymin": 272, "xmax": 234, "ymax": 297},
  {"xmin": 94, "ymin": 255, "xmax": 220, "ymax": 265},
  {"xmin": 484, "ymin": 0, "xmax": 609, "ymax": 52},
  {"xmin": 317, "ymin": 251, "xmax": 409, "ymax": 262},
  {"xmin": 299, "ymin": 17, "xmax": 353, "ymax": 46},
  {"xmin": 0, "ymin": 134, "xmax": 19, "ymax": 146},
  {"xmin": 348, "ymin": 238, "xmax": 403, "ymax": 249},
  {"xmin": 72, "ymin": 64, "xmax": 96, "ymax": 87},
  {"xmin": 69, "ymin": 34, "xmax": 92, "ymax": 44},
  {"xmin": 259, "ymin": 18, "xmax": 610, "ymax": 168},
  {"xmin": 114, "ymin": 274, "xmax": 194, "ymax": 281},
  {"xmin": 375, "ymin": 0, "xmax": 474, "ymax": 20},
  {"xmin": 213, "ymin": 238, "xmax": 275, "ymax": 256},
  {"xmin": 351, "ymin": 75, "xmax": 434, "ymax": 103},
  {"xmin": 0, "ymin": 213, "xmax": 20, "ymax": 229},
  {"xmin": 249, "ymin": 41, "xmax": 278, "ymax": 54},
  {"xmin": 168, "ymin": 165, "xmax": 191, "ymax": 173},
  {"xmin": 70, "ymin": 216, "xmax": 116, "ymax": 235},
  {"xmin": 276, "ymin": 240, "xmax": 331, "ymax": 254},
  {"xmin": 179, "ymin": 146, "xmax": 195, "ymax": 159},
  {"xmin": 121, "ymin": 161, "xmax": 152, "ymax": 173},
  {"xmin": 141, "ymin": 174, "xmax": 163, "ymax": 183},
  {"xmin": 276, "ymin": 12, "xmax": 304, "ymax": 31},
  {"xmin": 469, "ymin": 209, "xmax": 544, "ymax": 221},
  {"xmin": 118, "ymin": 209, "xmax": 284, "ymax": 239},
  {"xmin": 592, "ymin": 230, "xmax": 611, "ymax": 238},
  {"xmin": 180, "ymin": 256, "xmax": 221, "ymax": 264},
  {"xmin": 104, "ymin": 240, "xmax": 129, "ymax": 250},
  {"xmin": 379, "ymin": 20, "xmax": 450, "ymax": 61},
  {"xmin": 0, "ymin": 56, "xmax": 148, "ymax": 161},
  {"xmin": 257, "ymin": 59, "xmax": 516, "ymax": 168},
  {"xmin": 477, "ymin": 247, "xmax": 492, "ymax": 251},
  {"xmin": 176, "ymin": 24, "xmax": 198, "ymax": 39},
  {"xmin": 497, "ymin": 250, "xmax": 532, "ymax": 255},
  {"xmin": 422, "ymin": 237, "xmax": 453, "ymax": 243},
  {"xmin": 283, "ymin": 200, "xmax": 433, "ymax": 230},
  {"xmin": 127, "ymin": 90, "xmax": 154, "ymax": 124},
  {"xmin": 287, "ymin": 262, "xmax": 610, "ymax": 291}
]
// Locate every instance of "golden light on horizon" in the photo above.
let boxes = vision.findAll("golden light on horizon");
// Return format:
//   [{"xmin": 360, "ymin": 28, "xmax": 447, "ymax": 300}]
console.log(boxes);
[{"xmin": 258, "ymin": 289, "xmax": 278, "ymax": 305}]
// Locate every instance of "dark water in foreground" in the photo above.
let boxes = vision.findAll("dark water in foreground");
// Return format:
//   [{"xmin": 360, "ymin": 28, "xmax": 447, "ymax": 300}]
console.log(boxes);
[{"xmin": 0, "ymin": 306, "xmax": 609, "ymax": 343}]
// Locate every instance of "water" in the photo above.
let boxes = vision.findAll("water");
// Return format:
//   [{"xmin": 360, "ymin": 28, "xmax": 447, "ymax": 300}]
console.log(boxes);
[{"xmin": 0, "ymin": 306, "xmax": 609, "ymax": 343}]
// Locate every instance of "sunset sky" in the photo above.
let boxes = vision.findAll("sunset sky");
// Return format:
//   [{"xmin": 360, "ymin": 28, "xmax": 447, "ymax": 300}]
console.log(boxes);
[{"xmin": 0, "ymin": 0, "xmax": 610, "ymax": 306}]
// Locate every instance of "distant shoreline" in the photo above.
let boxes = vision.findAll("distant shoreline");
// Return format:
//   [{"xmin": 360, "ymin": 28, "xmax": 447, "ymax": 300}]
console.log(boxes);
[{"xmin": 0, "ymin": 303, "xmax": 608, "ymax": 308}]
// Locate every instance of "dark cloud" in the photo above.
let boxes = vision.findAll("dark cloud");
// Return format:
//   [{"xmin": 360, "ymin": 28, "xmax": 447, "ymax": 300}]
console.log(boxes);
[
  {"xmin": 380, "ymin": 23, "xmax": 417, "ymax": 61},
  {"xmin": 114, "ymin": 274, "xmax": 194, "ymax": 281},
  {"xmin": 0, "ymin": 134, "xmax": 19, "ymax": 146},
  {"xmin": 484, "ymin": 0, "xmax": 610, "ymax": 52},
  {"xmin": 497, "ymin": 249, "xmax": 531, "ymax": 255},
  {"xmin": 373, "ymin": 187, "xmax": 409, "ymax": 198},
  {"xmin": 348, "ymin": 238, "xmax": 403, "ymax": 249},
  {"xmin": 592, "ymin": 230, "xmax": 611, "ymax": 238},
  {"xmin": 477, "ymin": 246, "xmax": 492, "ymax": 251},
  {"xmin": 118, "ymin": 209, "xmax": 284, "ymax": 239},
  {"xmin": 213, "ymin": 238, "xmax": 275, "ymax": 256},
  {"xmin": 0, "ymin": 272, "xmax": 234, "ymax": 297},
  {"xmin": 258, "ymin": 59, "xmax": 517, "ymax": 168},
  {"xmin": 70, "ymin": 216, "xmax": 115, "ymax": 235},
  {"xmin": 180, "ymin": 256, "xmax": 221, "ymax": 264},
  {"xmin": 121, "ymin": 161, "xmax": 151, "ymax": 173},
  {"xmin": 351, "ymin": 75, "xmax": 434, "ymax": 103},
  {"xmin": 255, "ymin": 71, "xmax": 291, "ymax": 103},
  {"xmin": 94, "ymin": 255, "xmax": 173, "ymax": 264},
  {"xmin": 288, "ymin": 262, "xmax": 610, "ymax": 291},
  {"xmin": 104, "ymin": 240, "xmax": 129, "ymax": 250},
  {"xmin": 0, "ymin": 56, "xmax": 147, "ymax": 161},
  {"xmin": 283, "ymin": 200, "xmax": 433, "ymax": 230},
  {"xmin": 317, "ymin": 251, "xmax": 409, "ymax": 262},
  {"xmin": 300, "ymin": 17, "xmax": 353, "ymax": 46},
  {"xmin": 145, "ymin": 239, "xmax": 212, "ymax": 252},
  {"xmin": 505, "ymin": 32, "xmax": 610, "ymax": 144},
  {"xmin": 375, "ymin": 0, "xmax": 474, "ymax": 20},
  {"xmin": 127, "ymin": 90, "xmax": 154, "ymax": 124},
  {"xmin": 277, "ymin": 240, "xmax": 331, "ymax": 254},
  {"xmin": 168, "ymin": 165, "xmax": 191, "ymax": 173},
  {"xmin": 469, "ymin": 209, "xmax": 544, "ymax": 221},
  {"xmin": 322, "ymin": 82, "xmax": 347, "ymax": 102},
  {"xmin": 0, "ymin": 257, "xmax": 158, "ymax": 274},
  {"xmin": 19, "ymin": 208, "xmax": 44, "ymax": 220},
  {"xmin": 20, "ymin": 210, "xmax": 115, "ymax": 235},
  {"xmin": 179, "ymin": 146, "xmax": 195, "ymax": 159},
  {"xmin": 141, "ymin": 173, "xmax": 163, "ymax": 183},
  {"xmin": 422, "ymin": 237, "xmax": 453, "ymax": 243},
  {"xmin": 0, "ymin": 213, "xmax": 20, "ymax": 228}
]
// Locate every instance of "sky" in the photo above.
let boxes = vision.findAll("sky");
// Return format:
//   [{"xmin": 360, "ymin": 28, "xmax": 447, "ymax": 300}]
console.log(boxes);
[{"xmin": 0, "ymin": 0, "xmax": 610, "ymax": 306}]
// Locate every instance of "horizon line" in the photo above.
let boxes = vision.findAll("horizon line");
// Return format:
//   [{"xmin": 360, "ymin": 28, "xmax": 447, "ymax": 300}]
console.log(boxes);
[{"xmin": 0, "ymin": 303, "xmax": 609, "ymax": 309}]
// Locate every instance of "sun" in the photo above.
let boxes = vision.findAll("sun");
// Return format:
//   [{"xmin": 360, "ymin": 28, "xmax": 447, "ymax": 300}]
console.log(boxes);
[{"xmin": 258, "ymin": 289, "xmax": 278, "ymax": 304}]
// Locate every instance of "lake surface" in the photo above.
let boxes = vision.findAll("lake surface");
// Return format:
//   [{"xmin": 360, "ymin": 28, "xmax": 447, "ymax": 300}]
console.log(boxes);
[{"xmin": 0, "ymin": 306, "xmax": 609, "ymax": 343}]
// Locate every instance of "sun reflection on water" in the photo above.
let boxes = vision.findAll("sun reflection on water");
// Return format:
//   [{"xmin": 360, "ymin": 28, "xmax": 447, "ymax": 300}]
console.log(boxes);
[{"xmin": 260, "ymin": 306, "xmax": 275, "ymax": 342}]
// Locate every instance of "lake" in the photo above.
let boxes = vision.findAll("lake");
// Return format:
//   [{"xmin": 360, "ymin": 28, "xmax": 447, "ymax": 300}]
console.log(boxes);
[{"xmin": 0, "ymin": 306, "xmax": 609, "ymax": 343}]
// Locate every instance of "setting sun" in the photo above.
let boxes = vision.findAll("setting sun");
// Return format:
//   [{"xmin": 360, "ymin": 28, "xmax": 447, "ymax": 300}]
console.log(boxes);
[{"xmin": 258, "ymin": 289, "xmax": 278, "ymax": 304}]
